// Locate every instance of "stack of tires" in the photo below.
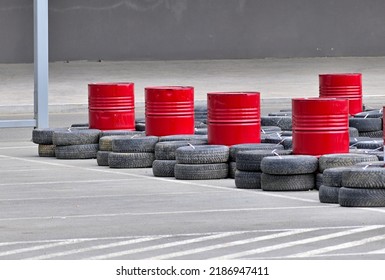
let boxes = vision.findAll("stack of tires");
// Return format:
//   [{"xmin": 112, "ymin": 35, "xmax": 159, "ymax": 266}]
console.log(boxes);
[
  {"xmin": 261, "ymin": 115, "xmax": 292, "ymax": 134},
  {"xmin": 174, "ymin": 145, "xmax": 229, "ymax": 180},
  {"xmin": 260, "ymin": 155, "xmax": 319, "ymax": 191},
  {"xmin": 318, "ymin": 153, "xmax": 378, "ymax": 203},
  {"xmin": 97, "ymin": 131, "xmax": 145, "ymax": 166},
  {"xmin": 228, "ymin": 143, "xmax": 285, "ymax": 178},
  {"xmin": 108, "ymin": 136, "xmax": 158, "ymax": 168},
  {"xmin": 349, "ymin": 109, "xmax": 383, "ymax": 138},
  {"xmin": 340, "ymin": 166, "xmax": 385, "ymax": 207},
  {"xmin": 52, "ymin": 129, "xmax": 101, "ymax": 159},
  {"xmin": 235, "ymin": 149, "xmax": 292, "ymax": 189},
  {"xmin": 32, "ymin": 127, "xmax": 66, "ymax": 157},
  {"xmin": 152, "ymin": 139, "xmax": 207, "ymax": 177}
]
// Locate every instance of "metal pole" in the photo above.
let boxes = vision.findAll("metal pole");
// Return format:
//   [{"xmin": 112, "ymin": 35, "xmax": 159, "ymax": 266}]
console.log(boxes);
[{"xmin": 34, "ymin": 0, "xmax": 49, "ymax": 128}]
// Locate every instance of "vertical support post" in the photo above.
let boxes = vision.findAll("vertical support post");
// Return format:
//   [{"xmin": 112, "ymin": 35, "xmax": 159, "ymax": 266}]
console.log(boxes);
[{"xmin": 34, "ymin": 0, "xmax": 49, "ymax": 128}]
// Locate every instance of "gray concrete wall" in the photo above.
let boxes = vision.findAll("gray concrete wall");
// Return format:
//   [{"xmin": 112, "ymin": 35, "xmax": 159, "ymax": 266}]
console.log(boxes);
[{"xmin": 1, "ymin": 0, "xmax": 385, "ymax": 63}]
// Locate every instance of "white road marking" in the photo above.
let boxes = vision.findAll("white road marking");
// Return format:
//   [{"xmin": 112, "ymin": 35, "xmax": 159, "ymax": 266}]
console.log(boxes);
[
  {"xmin": 0, "ymin": 146, "xmax": 35, "ymax": 150},
  {"xmin": 0, "ymin": 178, "xmax": 142, "ymax": 187},
  {"xmin": 0, "ymin": 239, "xmax": 85, "ymax": 257},
  {"xmin": 212, "ymin": 225, "xmax": 385, "ymax": 259},
  {"xmin": 286, "ymin": 234, "xmax": 385, "ymax": 258},
  {"xmin": 0, "ymin": 205, "xmax": 334, "ymax": 222},
  {"xmin": 148, "ymin": 228, "xmax": 317, "ymax": 260},
  {"xmin": 27, "ymin": 236, "xmax": 162, "ymax": 260},
  {"xmin": 87, "ymin": 231, "xmax": 252, "ymax": 260},
  {"xmin": 0, "ymin": 154, "xmax": 324, "ymax": 205},
  {"xmin": 0, "ymin": 190, "xmax": 227, "ymax": 202}
]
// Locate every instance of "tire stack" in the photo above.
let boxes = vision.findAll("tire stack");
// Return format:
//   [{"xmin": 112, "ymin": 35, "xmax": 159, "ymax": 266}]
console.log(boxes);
[
  {"xmin": 194, "ymin": 103, "xmax": 207, "ymax": 123},
  {"xmin": 53, "ymin": 129, "xmax": 101, "ymax": 159},
  {"xmin": 235, "ymin": 149, "xmax": 292, "ymax": 189},
  {"xmin": 261, "ymin": 115, "xmax": 292, "ymax": 134},
  {"xmin": 260, "ymin": 126, "xmax": 281, "ymax": 141},
  {"xmin": 228, "ymin": 143, "xmax": 285, "ymax": 179},
  {"xmin": 174, "ymin": 145, "xmax": 229, "ymax": 180},
  {"xmin": 340, "ymin": 167, "xmax": 385, "ymax": 207},
  {"xmin": 349, "ymin": 109, "xmax": 383, "ymax": 138},
  {"xmin": 319, "ymin": 166, "xmax": 352, "ymax": 204},
  {"xmin": 32, "ymin": 128, "xmax": 67, "ymax": 157},
  {"xmin": 318, "ymin": 153, "xmax": 379, "ymax": 202},
  {"xmin": 108, "ymin": 136, "xmax": 158, "ymax": 168},
  {"xmin": 260, "ymin": 155, "xmax": 319, "ymax": 191},
  {"xmin": 97, "ymin": 131, "xmax": 145, "ymax": 166},
  {"xmin": 152, "ymin": 139, "xmax": 207, "ymax": 177}
]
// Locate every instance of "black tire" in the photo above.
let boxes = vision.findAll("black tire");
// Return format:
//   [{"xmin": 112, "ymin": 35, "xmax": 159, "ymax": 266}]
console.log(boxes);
[
  {"xmin": 155, "ymin": 140, "xmax": 207, "ymax": 160},
  {"xmin": 53, "ymin": 129, "xmax": 101, "ymax": 146},
  {"xmin": 322, "ymin": 166, "xmax": 353, "ymax": 187},
  {"xmin": 349, "ymin": 118, "xmax": 382, "ymax": 132},
  {"xmin": 108, "ymin": 152, "xmax": 155, "ymax": 168},
  {"xmin": 228, "ymin": 161, "xmax": 237, "ymax": 179},
  {"xmin": 261, "ymin": 155, "xmax": 318, "ymax": 175},
  {"xmin": 315, "ymin": 173, "xmax": 323, "ymax": 190},
  {"xmin": 71, "ymin": 123, "xmax": 89, "ymax": 128},
  {"xmin": 353, "ymin": 109, "xmax": 383, "ymax": 119},
  {"xmin": 195, "ymin": 121, "xmax": 207, "ymax": 129},
  {"xmin": 174, "ymin": 163, "xmax": 229, "ymax": 180},
  {"xmin": 339, "ymin": 187, "xmax": 385, "ymax": 207},
  {"xmin": 100, "ymin": 130, "xmax": 145, "ymax": 137},
  {"xmin": 359, "ymin": 131, "xmax": 384, "ymax": 138},
  {"xmin": 152, "ymin": 160, "xmax": 177, "ymax": 177},
  {"xmin": 235, "ymin": 170, "xmax": 262, "ymax": 189},
  {"xmin": 159, "ymin": 134, "xmax": 208, "ymax": 142},
  {"xmin": 32, "ymin": 128, "xmax": 67, "ymax": 145},
  {"xmin": 229, "ymin": 143, "xmax": 284, "ymax": 161},
  {"xmin": 349, "ymin": 137, "xmax": 371, "ymax": 146},
  {"xmin": 355, "ymin": 161, "xmax": 385, "ymax": 168},
  {"xmin": 268, "ymin": 112, "xmax": 291, "ymax": 116},
  {"xmin": 319, "ymin": 185, "xmax": 340, "ymax": 204},
  {"xmin": 236, "ymin": 149, "xmax": 292, "ymax": 172},
  {"xmin": 349, "ymin": 127, "xmax": 359, "ymax": 138},
  {"xmin": 355, "ymin": 140, "xmax": 383, "ymax": 150},
  {"xmin": 135, "ymin": 123, "xmax": 146, "ymax": 131},
  {"xmin": 261, "ymin": 116, "xmax": 292, "ymax": 131},
  {"xmin": 342, "ymin": 167, "xmax": 385, "ymax": 188},
  {"xmin": 261, "ymin": 173, "xmax": 315, "ymax": 191},
  {"xmin": 194, "ymin": 128, "xmax": 207, "ymax": 135},
  {"xmin": 176, "ymin": 145, "xmax": 229, "ymax": 164},
  {"xmin": 55, "ymin": 144, "xmax": 99, "ymax": 159},
  {"xmin": 99, "ymin": 136, "xmax": 127, "ymax": 151},
  {"xmin": 318, "ymin": 153, "xmax": 378, "ymax": 172},
  {"xmin": 112, "ymin": 136, "xmax": 159, "ymax": 153},
  {"xmin": 349, "ymin": 149, "xmax": 382, "ymax": 161},
  {"xmin": 97, "ymin": 151, "xmax": 110, "ymax": 166},
  {"xmin": 38, "ymin": 144, "xmax": 55, "ymax": 157},
  {"xmin": 261, "ymin": 126, "xmax": 281, "ymax": 134}
]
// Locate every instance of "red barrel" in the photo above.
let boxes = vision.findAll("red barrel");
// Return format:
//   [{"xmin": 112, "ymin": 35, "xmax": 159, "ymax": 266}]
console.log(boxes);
[
  {"xmin": 145, "ymin": 86, "xmax": 194, "ymax": 136},
  {"xmin": 88, "ymin": 83, "xmax": 135, "ymax": 130},
  {"xmin": 207, "ymin": 92, "xmax": 260, "ymax": 146},
  {"xmin": 292, "ymin": 98, "xmax": 349, "ymax": 156},
  {"xmin": 319, "ymin": 73, "xmax": 362, "ymax": 115}
]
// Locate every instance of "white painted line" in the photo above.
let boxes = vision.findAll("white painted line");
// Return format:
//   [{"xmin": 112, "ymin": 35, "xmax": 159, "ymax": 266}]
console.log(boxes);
[
  {"xmin": 27, "ymin": 236, "xmax": 162, "ymax": 260},
  {"xmin": 285, "ymin": 234, "xmax": 385, "ymax": 258},
  {"xmin": 0, "ymin": 146, "xmax": 35, "ymax": 150},
  {"xmin": 0, "ymin": 239, "xmax": 85, "ymax": 257},
  {"xmin": 0, "ymin": 168, "xmax": 52, "ymax": 173},
  {"xmin": 87, "ymin": 231, "xmax": 249, "ymax": 260},
  {"xmin": 0, "ymin": 225, "xmax": 363, "ymax": 247},
  {"xmin": 0, "ymin": 205, "xmax": 334, "ymax": 222},
  {"xmin": 149, "ymin": 228, "xmax": 317, "ymax": 260},
  {"xmin": 0, "ymin": 190, "xmax": 228, "ymax": 202},
  {"xmin": 213, "ymin": 225, "xmax": 385, "ymax": 260},
  {"xmin": 0, "ymin": 154, "xmax": 345, "ymax": 205},
  {"xmin": 0, "ymin": 178, "xmax": 142, "ymax": 187}
]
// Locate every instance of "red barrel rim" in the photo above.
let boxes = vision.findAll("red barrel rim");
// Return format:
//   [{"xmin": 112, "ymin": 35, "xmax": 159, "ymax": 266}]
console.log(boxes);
[
  {"xmin": 88, "ymin": 82, "xmax": 134, "ymax": 86},
  {"xmin": 319, "ymin": 73, "xmax": 361, "ymax": 77},
  {"xmin": 145, "ymin": 86, "xmax": 194, "ymax": 90},
  {"xmin": 207, "ymin": 92, "xmax": 260, "ymax": 96}
]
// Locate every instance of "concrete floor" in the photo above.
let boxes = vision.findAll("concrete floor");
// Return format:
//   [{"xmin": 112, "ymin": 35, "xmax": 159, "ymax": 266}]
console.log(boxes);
[{"xmin": 0, "ymin": 58, "xmax": 385, "ymax": 260}]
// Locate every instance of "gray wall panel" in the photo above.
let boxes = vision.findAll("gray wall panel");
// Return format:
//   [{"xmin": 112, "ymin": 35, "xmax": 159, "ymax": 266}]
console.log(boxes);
[{"xmin": 1, "ymin": 0, "xmax": 385, "ymax": 63}]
